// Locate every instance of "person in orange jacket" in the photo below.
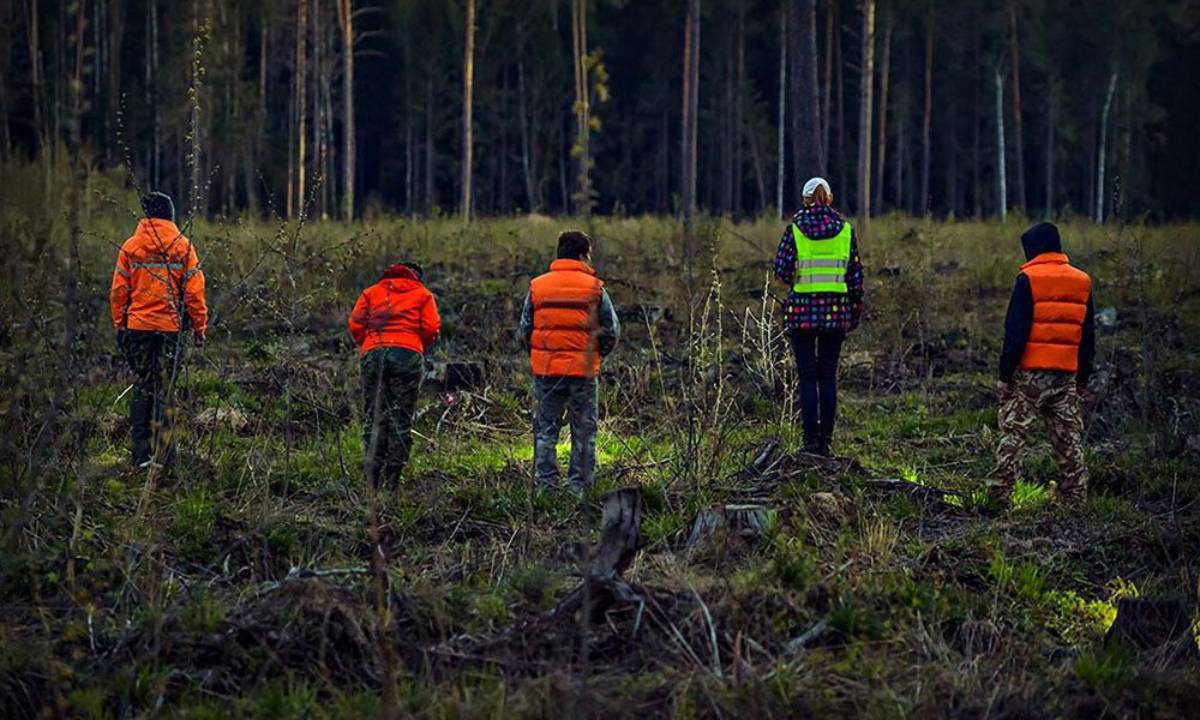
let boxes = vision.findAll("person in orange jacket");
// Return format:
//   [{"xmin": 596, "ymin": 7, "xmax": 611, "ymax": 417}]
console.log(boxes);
[
  {"xmin": 349, "ymin": 261, "xmax": 440, "ymax": 487},
  {"xmin": 518, "ymin": 231, "xmax": 620, "ymax": 495},
  {"xmin": 110, "ymin": 192, "xmax": 207, "ymax": 469},
  {"xmin": 992, "ymin": 222, "xmax": 1095, "ymax": 507}
]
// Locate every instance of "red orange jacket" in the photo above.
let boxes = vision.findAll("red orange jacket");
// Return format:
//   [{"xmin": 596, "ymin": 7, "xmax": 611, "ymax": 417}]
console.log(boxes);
[
  {"xmin": 110, "ymin": 218, "xmax": 208, "ymax": 334},
  {"xmin": 348, "ymin": 264, "xmax": 440, "ymax": 355}
]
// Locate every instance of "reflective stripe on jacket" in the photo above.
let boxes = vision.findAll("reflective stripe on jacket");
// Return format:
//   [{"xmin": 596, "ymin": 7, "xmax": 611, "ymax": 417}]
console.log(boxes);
[
  {"xmin": 348, "ymin": 265, "xmax": 440, "ymax": 355},
  {"xmin": 529, "ymin": 259, "xmax": 604, "ymax": 378},
  {"xmin": 791, "ymin": 221, "xmax": 852, "ymax": 294},
  {"xmin": 109, "ymin": 219, "xmax": 208, "ymax": 333},
  {"xmin": 1019, "ymin": 252, "xmax": 1091, "ymax": 373}
]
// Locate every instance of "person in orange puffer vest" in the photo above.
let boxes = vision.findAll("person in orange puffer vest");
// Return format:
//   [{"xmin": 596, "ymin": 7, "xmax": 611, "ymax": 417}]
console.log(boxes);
[
  {"xmin": 109, "ymin": 192, "xmax": 208, "ymax": 469},
  {"xmin": 992, "ymin": 222, "xmax": 1096, "ymax": 507},
  {"xmin": 349, "ymin": 261, "xmax": 440, "ymax": 487},
  {"xmin": 518, "ymin": 231, "xmax": 620, "ymax": 495}
]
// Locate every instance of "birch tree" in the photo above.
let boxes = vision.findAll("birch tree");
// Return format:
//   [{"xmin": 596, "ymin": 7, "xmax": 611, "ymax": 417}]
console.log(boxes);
[
  {"xmin": 461, "ymin": 0, "xmax": 476, "ymax": 222},
  {"xmin": 856, "ymin": 0, "xmax": 876, "ymax": 220}
]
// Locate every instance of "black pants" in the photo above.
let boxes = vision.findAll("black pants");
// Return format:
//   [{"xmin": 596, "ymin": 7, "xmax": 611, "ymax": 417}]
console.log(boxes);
[
  {"xmin": 787, "ymin": 330, "xmax": 845, "ymax": 449},
  {"xmin": 361, "ymin": 347, "xmax": 424, "ymax": 487},
  {"xmin": 122, "ymin": 330, "xmax": 180, "ymax": 465}
]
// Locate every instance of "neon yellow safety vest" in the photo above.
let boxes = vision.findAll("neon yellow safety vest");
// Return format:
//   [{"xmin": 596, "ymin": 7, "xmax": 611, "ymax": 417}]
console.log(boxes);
[{"xmin": 791, "ymin": 221, "xmax": 852, "ymax": 294}]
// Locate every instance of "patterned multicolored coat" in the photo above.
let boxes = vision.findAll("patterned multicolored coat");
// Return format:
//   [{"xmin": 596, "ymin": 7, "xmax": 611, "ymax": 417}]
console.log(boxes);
[{"xmin": 773, "ymin": 205, "xmax": 865, "ymax": 333}]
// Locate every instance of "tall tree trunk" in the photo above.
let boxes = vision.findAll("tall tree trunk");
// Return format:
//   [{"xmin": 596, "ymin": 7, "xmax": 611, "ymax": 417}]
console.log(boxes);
[
  {"xmin": 681, "ymin": 0, "xmax": 700, "ymax": 275},
  {"xmin": 1095, "ymin": 69, "xmax": 1118, "ymax": 224},
  {"xmin": 971, "ymin": 29, "xmax": 981, "ymax": 217},
  {"xmin": 499, "ymin": 66, "xmax": 509, "ymax": 213},
  {"xmin": 295, "ymin": 0, "xmax": 308, "ymax": 217},
  {"xmin": 894, "ymin": 95, "xmax": 905, "ymax": 211},
  {"xmin": 791, "ymin": 0, "xmax": 821, "ymax": 200},
  {"xmin": 1044, "ymin": 78, "xmax": 1056, "ymax": 218},
  {"xmin": 821, "ymin": 2, "xmax": 834, "ymax": 174},
  {"xmin": 28, "ymin": 0, "xmax": 45, "ymax": 152},
  {"xmin": 70, "ymin": 0, "xmax": 86, "ymax": 149},
  {"xmin": 834, "ymin": 9, "xmax": 845, "ymax": 203},
  {"xmin": 856, "ymin": 0, "xmax": 875, "ymax": 220},
  {"xmin": 919, "ymin": 2, "xmax": 933, "ymax": 215},
  {"xmin": 424, "ymin": 71, "xmax": 434, "ymax": 212},
  {"xmin": 104, "ymin": 0, "xmax": 125, "ymax": 166},
  {"xmin": 189, "ymin": 0, "xmax": 206, "ymax": 219},
  {"xmin": 747, "ymin": 111, "xmax": 766, "ymax": 212},
  {"xmin": 947, "ymin": 84, "xmax": 959, "ymax": 216},
  {"xmin": 775, "ymin": 1, "xmax": 786, "ymax": 217},
  {"xmin": 571, "ymin": 0, "xmax": 591, "ymax": 216},
  {"xmin": 1008, "ymin": 2, "xmax": 1026, "ymax": 212},
  {"xmin": 312, "ymin": 0, "xmax": 323, "ymax": 217},
  {"xmin": 872, "ymin": 9, "xmax": 892, "ymax": 213},
  {"xmin": 994, "ymin": 67, "xmax": 1007, "ymax": 223},
  {"xmin": 656, "ymin": 106, "xmax": 668, "ymax": 213},
  {"xmin": 733, "ymin": 0, "xmax": 745, "ymax": 216},
  {"xmin": 517, "ymin": 27, "xmax": 536, "ymax": 212},
  {"xmin": 461, "ymin": 0, "xmax": 475, "ymax": 222},
  {"xmin": 721, "ymin": 25, "xmax": 734, "ymax": 214}
]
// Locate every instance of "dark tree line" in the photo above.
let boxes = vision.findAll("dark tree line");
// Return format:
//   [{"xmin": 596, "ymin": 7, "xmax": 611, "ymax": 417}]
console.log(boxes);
[{"xmin": 2, "ymin": 0, "xmax": 1198, "ymax": 221}]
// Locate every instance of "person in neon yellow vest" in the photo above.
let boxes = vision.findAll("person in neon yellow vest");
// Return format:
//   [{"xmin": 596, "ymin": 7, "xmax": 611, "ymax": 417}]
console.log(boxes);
[{"xmin": 773, "ymin": 178, "xmax": 865, "ymax": 456}]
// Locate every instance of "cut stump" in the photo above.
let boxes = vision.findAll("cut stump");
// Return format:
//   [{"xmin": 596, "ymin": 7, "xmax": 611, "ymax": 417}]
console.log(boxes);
[
  {"xmin": 686, "ymin": 504, "xmax": 776, "ymax": 550},
  {"xmin": 425, "ymin": 361, "xmax": 486, "ymax": 390},
  {"xmin": 591, "ymin": 487, "xmax": 646, "ymax": 579},
  {"xmin": 1104, "ymin": 596, "xmax": 1198, "ymax": 663},
  {"xmin": 553, "ymin": 487, "xmax": 647, "ymax": 624}
]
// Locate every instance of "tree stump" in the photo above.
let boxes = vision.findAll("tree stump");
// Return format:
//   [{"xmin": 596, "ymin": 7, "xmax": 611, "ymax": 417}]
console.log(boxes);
[
  {"xmin": 686, "ymin": 504, "xmax": 776, "ymax": 550},
  {"xmin": 590, "ymin": 487, "xmax": 645, "ymax": 579},
  {"xmin": 425, "ymin": 361, "xmax": 485, "ymax": 390},
  {"xmin": 1104, "ymin": 597, "xmax": 1198, "ymax": 663},
  {"xmin": 552, "ymin": 487, "xmax": 647, "ymax": 624}
]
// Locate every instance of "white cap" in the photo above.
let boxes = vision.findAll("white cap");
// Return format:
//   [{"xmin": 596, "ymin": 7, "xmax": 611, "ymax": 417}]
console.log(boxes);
[{"xmin": 802, "ymin": 177, "xmax": 832, "ymax": 198}]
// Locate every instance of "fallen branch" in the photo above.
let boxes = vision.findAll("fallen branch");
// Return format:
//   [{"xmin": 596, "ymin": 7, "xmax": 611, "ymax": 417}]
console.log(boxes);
[
  {"xmin": 867, "ymin": 478, "xmax": 966, "ymax": 498},
  {"xmin": 784, "ymin": 618, "xmax": 828, "ymax": 654}
]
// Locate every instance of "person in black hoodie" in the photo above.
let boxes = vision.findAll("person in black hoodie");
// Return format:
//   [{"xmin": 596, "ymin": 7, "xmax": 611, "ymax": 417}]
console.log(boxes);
[
  {"xmin": 773, "ymin": 178, "xmax": 865, "ymax": 456},
  {"xmin": 992, "ymin": 222, "xmax": 1095, "ymax": 506}
]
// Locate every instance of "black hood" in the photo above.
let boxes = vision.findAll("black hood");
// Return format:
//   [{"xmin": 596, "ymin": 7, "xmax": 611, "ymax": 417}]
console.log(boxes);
[{"xmin": 1020, "ymin": 222, "xmax": 1062, "ymax": 260}]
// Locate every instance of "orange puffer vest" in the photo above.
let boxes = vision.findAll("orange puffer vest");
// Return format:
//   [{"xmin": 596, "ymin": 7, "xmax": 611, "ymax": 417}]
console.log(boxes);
[
  {"xmin": 1020, "ymin": 253, "xmax": 1091, "ymax": 373},
  {"xmin": 529, "ymin": 259, "xmax": 604, "ymax": 378}
]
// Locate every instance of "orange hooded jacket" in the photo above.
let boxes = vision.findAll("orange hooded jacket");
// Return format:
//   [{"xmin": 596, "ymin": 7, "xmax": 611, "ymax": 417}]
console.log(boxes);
[
  {"xmin": 348, "ymin": 264, "xmax": 441, "ymax": 355},
  {"xmin": 109, "ymin": 218, "xmax": 208, "ymax": 334}
]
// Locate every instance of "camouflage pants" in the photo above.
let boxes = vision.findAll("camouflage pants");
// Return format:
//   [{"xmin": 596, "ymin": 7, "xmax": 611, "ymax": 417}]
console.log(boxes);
[
  {"xmin": 361, "ymin": 347, "xmax": 424, "ymax": 487},
  {"xmin": 993, "ymin": 369, "xmax": 1088, "ymax": 502}
]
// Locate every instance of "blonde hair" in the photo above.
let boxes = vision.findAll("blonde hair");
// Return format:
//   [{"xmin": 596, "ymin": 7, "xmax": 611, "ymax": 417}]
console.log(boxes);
[{"xmin": 803, "ymin": 184, "xmax": 833, "ymax": 207}]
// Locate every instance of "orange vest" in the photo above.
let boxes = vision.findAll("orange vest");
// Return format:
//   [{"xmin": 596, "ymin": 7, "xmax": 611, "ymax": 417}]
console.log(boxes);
[
  {"xmin": 529, "ymin": 259, "xmax": 604, "ymax": 378},
  {"xmin": 348, "ymin": 266, "xmax": 441, "ymax": 355},
  {"xmin": 1020, "ymin": 253, "xmax": 1091, "ymax": 373}
]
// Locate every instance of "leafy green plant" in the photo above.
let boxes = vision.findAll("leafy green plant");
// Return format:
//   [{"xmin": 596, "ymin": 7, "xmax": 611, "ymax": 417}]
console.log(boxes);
[
  {"xmin": 1075, "ymin": 645, "xmax": 1131, "ymax": 689},
  {"xmin": 1012, "ymin": 479, "xmax": 1051, "ymax": 511},
  {"xmin": 171, "ymin": 488, "xmax": 217, "ymax": 561},
  {"xmin": 181, "ymin": 591, "xmax": 226, "ymax": 634}
]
